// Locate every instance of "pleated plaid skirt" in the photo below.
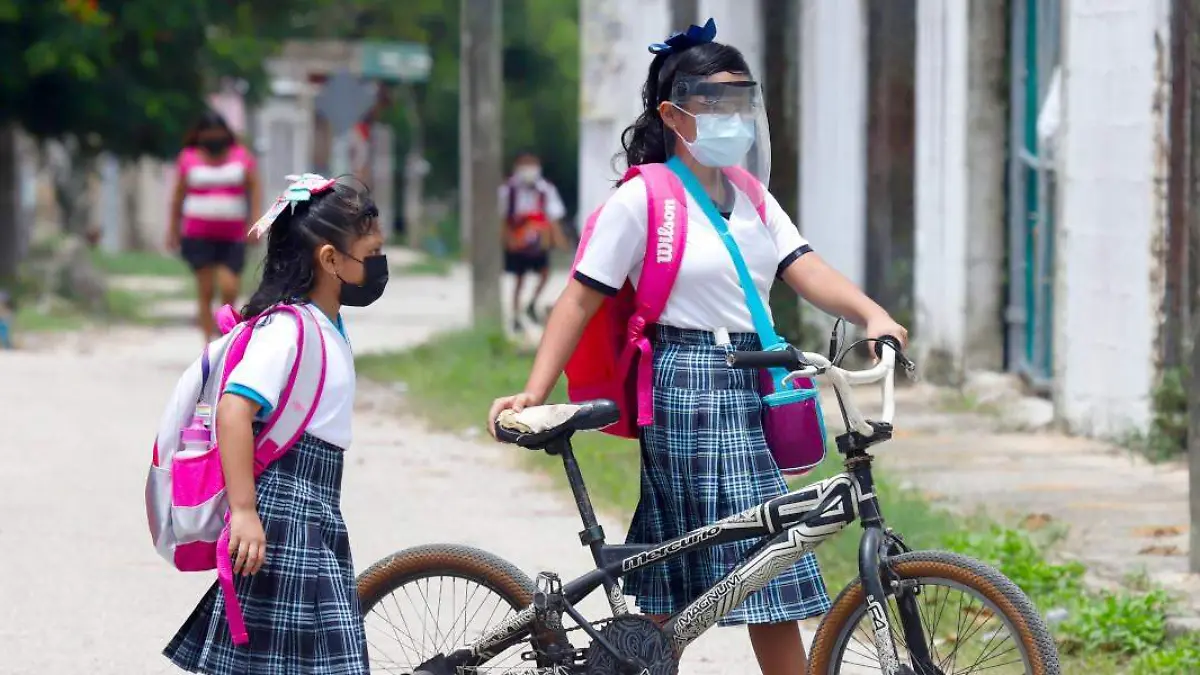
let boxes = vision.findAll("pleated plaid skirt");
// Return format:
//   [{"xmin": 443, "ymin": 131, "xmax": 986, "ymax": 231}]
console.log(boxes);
[
  {"xmin": 623, "ymin": 325, "xmax": 832, "ymax": 626},
  {"xmin": 164, "ymin": 433, "xmax": 368, "ymax": 675}
]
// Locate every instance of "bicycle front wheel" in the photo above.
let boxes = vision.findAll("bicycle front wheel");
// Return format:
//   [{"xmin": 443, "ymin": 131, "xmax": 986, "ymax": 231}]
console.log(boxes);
[
  {"xmin": 356, "ymin": 544, "xmax": 539, "ymax": 674},
  {"xmin": 807, "ymin": 551, "xmax": 1059, "ymax": 675}
]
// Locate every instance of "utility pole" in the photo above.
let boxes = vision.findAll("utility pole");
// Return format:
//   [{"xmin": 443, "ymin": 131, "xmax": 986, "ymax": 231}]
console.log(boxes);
[
  {"xmin": 1178, "ymin": 0, "xmax": 1200, "ymax": 574},
  {"xmin": 460, "ymin": 0, "xmax": 503, "ymax": 326},
  {"xmin": 1181, "ymin": 0, "xmax": 1200, "ymax": 573},
  {"xmin": 670, "ymin": 0, "xmax": 698, "ymax": 30},
  {"xmin": 0, "ymin": 125, "xmax": 20, "ymax": 290},
  {"xmin": 760, "ymin": 0, "xmax": 803, "ymax": 341}
]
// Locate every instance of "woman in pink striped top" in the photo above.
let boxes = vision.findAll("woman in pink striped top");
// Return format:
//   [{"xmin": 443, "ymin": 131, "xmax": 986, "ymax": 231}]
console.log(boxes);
[{"xmin": 167, "ymin": 111, "xmax": 263, "ymax": 342}]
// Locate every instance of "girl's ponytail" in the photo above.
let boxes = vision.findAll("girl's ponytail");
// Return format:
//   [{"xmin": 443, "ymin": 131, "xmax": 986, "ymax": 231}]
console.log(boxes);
[
  {"xmin": 618, "ymin": 53, "xmax": 672, "ymax": 174},
  {"xmin": 241, "ymin": 204, "xmax": 315, "ymax": 318}
]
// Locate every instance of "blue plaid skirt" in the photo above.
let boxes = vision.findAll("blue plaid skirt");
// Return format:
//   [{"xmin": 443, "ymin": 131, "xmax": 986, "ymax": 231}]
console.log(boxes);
[
  {"xmin": 623, "ymin": 326, "xmax": 831, "ymax": 625},
  {"xmin": 164, "ymin": 434, "xmax": 368, "ymax": 674}
]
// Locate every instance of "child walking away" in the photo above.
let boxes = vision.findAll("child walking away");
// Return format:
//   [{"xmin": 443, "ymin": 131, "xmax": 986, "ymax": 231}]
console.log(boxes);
[
  {"xmin": 500, "ymin": 150, "xmax": 567, "ymax": 332},
  {"xmin": 160, "ymin": 174, "xmax": 387, "ymax": 675}
]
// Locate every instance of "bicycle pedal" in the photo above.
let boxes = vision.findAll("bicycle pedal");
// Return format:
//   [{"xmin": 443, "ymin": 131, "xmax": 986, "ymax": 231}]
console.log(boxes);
[{"xmin": 534, "ymin": 571, "xmax": 562, "ymax": 594}]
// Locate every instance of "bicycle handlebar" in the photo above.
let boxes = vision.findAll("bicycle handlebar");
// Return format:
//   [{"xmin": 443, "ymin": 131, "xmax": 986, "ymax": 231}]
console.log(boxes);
[
  {"xmin": 726, "ymin": 335, "xmax": 912, "ymax": 436},
  {"xmin": 724, "ymin": 346, "xmax": 809, "ymax": 371}
]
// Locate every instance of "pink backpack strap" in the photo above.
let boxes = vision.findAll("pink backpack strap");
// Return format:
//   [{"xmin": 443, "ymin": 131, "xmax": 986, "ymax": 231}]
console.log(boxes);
[
  {"xmin": 250, "ymin": 305, "xmax": 327, "ymax": 475},
  {"xmin": 723, "ymin": 166, "xmax": 769, "ymax": 225},
  {"xmin": 624, "ymin": 163, "xmax": 688, "ymax": 427},
  {"xmin": 210, "ymin": 303, "xmax": 328, "ymax": 646},
  {"xmin": 215, "ymin": 304, "xmax": 327, "ymax": 474}
]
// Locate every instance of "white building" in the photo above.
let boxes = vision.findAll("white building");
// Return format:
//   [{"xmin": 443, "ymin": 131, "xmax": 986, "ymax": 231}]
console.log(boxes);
[
  {"xmin": 580, "ymin": 0, "xmax": 1178, "ymax": 438},
  {"xmin": 915, "ymin": 0, "xmax": 1173, "ymax": 437}
]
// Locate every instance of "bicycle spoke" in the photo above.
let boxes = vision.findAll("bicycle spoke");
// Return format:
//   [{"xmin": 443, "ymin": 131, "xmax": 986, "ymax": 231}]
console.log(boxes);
[
  {"xmin": 829, "ymin": 577, "xmax": 1032, "ymax": 675},
  {"xmin": 362, "ymin": 574, "xmax": 532, "ymax": 674}
]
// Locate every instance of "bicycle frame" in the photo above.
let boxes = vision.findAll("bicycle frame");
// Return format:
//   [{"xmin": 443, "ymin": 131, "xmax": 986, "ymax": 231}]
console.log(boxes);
[
  {"xmin": 445, "ymin": 429, "xmax": 930, "ymax": 675},
  {"xmin": 431, "ymin": 343, "xmax": 938, "ymax": 675}
]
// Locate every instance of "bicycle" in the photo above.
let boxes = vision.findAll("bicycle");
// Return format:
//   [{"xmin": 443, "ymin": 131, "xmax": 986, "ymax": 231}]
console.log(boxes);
[{"xmin": 356, "ymin": 337, "xmax": 1060, "ymax": 675}]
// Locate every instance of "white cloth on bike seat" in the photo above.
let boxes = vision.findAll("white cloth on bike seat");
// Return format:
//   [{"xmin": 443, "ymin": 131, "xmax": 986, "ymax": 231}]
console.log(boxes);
[{"xmin": 498, "ymin": 405, "xmax": 581, "ymax": 433}]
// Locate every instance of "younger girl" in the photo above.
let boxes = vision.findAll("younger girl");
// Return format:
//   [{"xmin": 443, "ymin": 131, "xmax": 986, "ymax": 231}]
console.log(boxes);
[
  {"xmin": 164, "ymin": 175, "xmax": 388, "ymax": 675},
  {"xmin": 489, "ymin": 21, "xmax": 907, "ymax": 675}
]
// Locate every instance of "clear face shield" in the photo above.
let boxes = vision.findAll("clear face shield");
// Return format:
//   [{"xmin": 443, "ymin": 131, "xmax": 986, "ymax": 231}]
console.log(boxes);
[{"xmin": 662, "ymin": 75, "xmax": 772, "ymax": 189}]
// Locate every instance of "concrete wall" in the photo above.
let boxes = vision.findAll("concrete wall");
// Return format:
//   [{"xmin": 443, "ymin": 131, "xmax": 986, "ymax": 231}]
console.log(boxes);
[
  {"xmin": 799, "ymin": 0, "xmax": 867, "ymax": 290},
  {"xmin": 578, "ymin": 0, "xmax": 671, "ymax": 222},
  {"xmin": 912, "ymin": 0, "xmax": 1007, "ymax": 383},
  {"xmin": 1053, "ymin": 0, "xmax": 1171, "ymax": 436}
]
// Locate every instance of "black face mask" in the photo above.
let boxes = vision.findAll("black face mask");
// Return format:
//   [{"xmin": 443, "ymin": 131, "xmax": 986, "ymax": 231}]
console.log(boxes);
[
  {"xmin": 200, "ymin": 138, "xmax": 231, "ymax": 155},
  {"xmin": 338, "ymin": 254, "xmax": 389, "ymax": 307}
]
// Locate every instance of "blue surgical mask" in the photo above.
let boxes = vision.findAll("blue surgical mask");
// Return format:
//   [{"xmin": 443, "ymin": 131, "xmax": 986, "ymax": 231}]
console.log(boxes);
[{"xmin": 674, "ymin": 107, "xmax": 756, "ymax": 168}]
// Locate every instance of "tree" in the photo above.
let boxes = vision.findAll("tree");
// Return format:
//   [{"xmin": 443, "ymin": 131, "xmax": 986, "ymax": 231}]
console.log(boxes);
[
  {"xmin": 0, "ymin": 0, "xmax": 324, "ymax": 286},
  {"xmin": 298, "ymin": 0, "xmax": 580, "ymax": 249}
]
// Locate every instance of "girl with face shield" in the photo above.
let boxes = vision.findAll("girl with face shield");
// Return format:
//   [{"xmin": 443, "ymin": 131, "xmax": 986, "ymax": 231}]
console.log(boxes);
[{"xmin": 488, "ymin": 19, "xmax": 907, "ymax": 674}]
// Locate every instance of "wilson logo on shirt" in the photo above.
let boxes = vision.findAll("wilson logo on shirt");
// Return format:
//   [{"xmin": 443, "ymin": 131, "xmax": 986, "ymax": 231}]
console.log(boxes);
[{"xmin": 656, "ymin": 198, "xmax": 678, "ymax": 264}]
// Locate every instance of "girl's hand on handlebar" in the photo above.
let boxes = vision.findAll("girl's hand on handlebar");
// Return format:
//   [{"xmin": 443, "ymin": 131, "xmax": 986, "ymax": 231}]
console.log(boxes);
[
  {"xmin": 487, "ymin": 392, "xmax": 543, "ymax": 439},
  {"xmin": 865, "ymin": 314, "xmax": 909, "ymax": 360}
]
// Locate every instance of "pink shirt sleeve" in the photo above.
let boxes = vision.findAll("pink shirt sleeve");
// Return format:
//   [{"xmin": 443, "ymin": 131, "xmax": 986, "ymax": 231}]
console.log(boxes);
[{"xmin": 233, "ymin": 144, "xmax": 257, "ymax": 173}]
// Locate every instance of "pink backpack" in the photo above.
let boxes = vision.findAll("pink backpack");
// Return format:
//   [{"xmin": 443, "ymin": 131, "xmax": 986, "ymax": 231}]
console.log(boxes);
[
  {"xmin": 145, "ymin": 303, "xmax": 327, "ymax": 645},
  {"xmin": 563, "ymin": 163, "xmax": 767, "ymax": 439}
]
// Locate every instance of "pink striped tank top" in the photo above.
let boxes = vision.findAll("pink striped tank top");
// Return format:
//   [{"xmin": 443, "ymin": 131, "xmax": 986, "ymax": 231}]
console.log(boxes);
[{"xmin": 177, "ymin": 145, "xmax": 255, "ymax": 242}]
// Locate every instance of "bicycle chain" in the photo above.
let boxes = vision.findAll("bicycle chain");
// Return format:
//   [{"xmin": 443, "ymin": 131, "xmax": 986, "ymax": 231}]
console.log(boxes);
[{"xmin": 524, "ymin": 615, "xmax": 620, "ymax": 664}]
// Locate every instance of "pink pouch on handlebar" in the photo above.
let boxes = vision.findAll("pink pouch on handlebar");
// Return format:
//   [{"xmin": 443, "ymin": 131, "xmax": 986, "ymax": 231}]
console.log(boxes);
[{"xmin": 758, "ymin": 367, "xmax": 827, "ymax": 475}]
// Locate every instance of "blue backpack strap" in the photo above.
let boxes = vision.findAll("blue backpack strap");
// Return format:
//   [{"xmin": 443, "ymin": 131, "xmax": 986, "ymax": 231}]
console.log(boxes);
[{"xmin": 666, "ymin": 157, "xmax": 781, "ymax": 347}]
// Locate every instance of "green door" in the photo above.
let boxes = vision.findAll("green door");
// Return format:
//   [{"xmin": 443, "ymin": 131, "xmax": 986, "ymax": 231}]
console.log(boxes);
[{"xmin": 1006, "ymin": 0, "xmax": 1060, "ymax": 388}]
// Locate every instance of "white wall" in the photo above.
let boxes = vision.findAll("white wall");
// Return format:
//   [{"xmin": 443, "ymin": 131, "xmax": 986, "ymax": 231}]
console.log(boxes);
[
  {"xmin": 913, "ymin": 0, "xmax": 1007, "ymax": 381},
  {"xmin": 914, "ymin": 0, "xmax": 969, "ymax": 376},
  {"xmin": 578, "ymin": 0, "xmax": 671, "ymax": 222},
  {"xmin": 699, "ymin": 1, "xmax": 764, "ymax": 83},
  {"xmin": 1054, "ymin": 0, "xmax": 1171, "ymax": 435},
  {"xmin": 799, "ymin": 0, "xmax": 867, "ymax": 290}
]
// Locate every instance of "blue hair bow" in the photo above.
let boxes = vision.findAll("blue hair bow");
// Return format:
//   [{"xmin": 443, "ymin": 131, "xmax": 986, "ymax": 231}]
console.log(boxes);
[{"xmin": 648, "ymin": 17, "xmax": 717, "ymax": 55}]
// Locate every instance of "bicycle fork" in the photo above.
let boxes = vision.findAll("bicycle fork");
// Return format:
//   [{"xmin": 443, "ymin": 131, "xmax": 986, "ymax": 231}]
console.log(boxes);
[{"xmin": 855, "ymin": 470, "xmax": 941, "ymax": 675}]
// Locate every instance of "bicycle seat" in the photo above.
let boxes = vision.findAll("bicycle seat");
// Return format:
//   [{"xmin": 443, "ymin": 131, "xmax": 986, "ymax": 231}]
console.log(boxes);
[{"xmin": 494, "ymin": 400, "xmax": 620, "ymax": 449}]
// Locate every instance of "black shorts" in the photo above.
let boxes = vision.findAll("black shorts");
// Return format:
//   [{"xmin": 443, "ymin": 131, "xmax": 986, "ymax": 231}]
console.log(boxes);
[
  {"xmin": 180, "ymin": 237, "xmax": 247, "ymax": 275},
  {"xmin": 504, "ymin": 250, "xmax": 549, "ymax": 276}
]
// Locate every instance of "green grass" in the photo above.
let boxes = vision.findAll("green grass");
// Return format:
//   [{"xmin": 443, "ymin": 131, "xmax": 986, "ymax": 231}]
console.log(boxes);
[
  {"xmin": 356, "ymin": 327, "xmax": 1194, "ymax": 673},
  {"xmin": 392, "ymin": 255, "xmax": 454, "ymax": 278},
  {"xmin": 13, "ymin": 287, "xmax": 155, "ymax": 333},
  {"xmin": 90, "ymin": 249, "xmax": 190, "ymax": 277}
]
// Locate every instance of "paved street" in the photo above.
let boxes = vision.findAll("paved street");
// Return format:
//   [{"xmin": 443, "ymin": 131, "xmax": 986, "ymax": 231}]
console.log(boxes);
[{"xmin": 0, "ymin": 261, "xmax": 770, "ymax": 674}]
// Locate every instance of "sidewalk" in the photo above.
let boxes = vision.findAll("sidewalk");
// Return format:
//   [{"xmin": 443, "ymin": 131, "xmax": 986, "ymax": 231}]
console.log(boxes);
[{"xmin": 845, "ymin": 380, "xmax": 1199, "ymax": 619}]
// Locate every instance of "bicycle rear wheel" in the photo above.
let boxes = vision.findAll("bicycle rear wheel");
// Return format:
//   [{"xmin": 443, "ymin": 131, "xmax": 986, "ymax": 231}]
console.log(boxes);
[
  {"xmin": 356, "ymin": 544, "xmax": 540, "ymax": 674},
  {"xmin": 807, "ymin": 551, "xmax": 1059, "ymax": 675}
]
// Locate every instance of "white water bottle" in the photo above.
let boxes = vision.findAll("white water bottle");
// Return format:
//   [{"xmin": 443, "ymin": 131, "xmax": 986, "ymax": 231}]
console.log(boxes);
[{"xmin": 176, "ymin": 403, "xmax": 213, "ymax": 460}]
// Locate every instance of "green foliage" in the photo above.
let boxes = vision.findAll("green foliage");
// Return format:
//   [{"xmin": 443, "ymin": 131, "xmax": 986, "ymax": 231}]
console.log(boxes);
[
  {"xmin": 0, "ymin": 0, "xmax": 319, "ymax": 158},
  {"xmin": 1128, "ymin": 366, "xmax": 1189, "ymax": 461},
  {"xmin": 945, "ymin": 523, "xmax": 1192, "ymax": 669},
  {"xmin": 1131, "ymin": 636, "xmax": 1200, "ymax": 674},
  {"xmin": 1059, "ymin": 590, "xmax": 1172, "ymax": 656},
  {"xmin": 302, "ymin": 0, "xmax": 581, "ymax": 217},
  {"xmin": 943, "ymin": 524, "xmax": 1086, "ymax": 604}
]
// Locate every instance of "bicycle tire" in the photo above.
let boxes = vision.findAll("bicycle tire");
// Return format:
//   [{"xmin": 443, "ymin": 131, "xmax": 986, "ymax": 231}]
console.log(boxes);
[
  {"xmin": 356, "ymin": 544, "xmax": 539, "ymax": 671},
  {"xmin": 357, "ymin": 543, "xmax": 537, "ymax": 611},
  {"xmin": 807, "ymin": 550, "xmax": 1059, "ymax": 675}
]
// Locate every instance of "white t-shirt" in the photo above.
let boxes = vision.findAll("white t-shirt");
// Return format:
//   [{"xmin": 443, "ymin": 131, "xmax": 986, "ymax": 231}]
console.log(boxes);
[
  {"xmin": 498, "ymin": 177, "xmax": 567, "ymax": 222},
  {"xmin": 223, "ymin": 305, "xmax": 356, "ymax": 449},
  {"xmin": 573, "ymin": 175, "xmax": 811, "ymax": 333}
]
